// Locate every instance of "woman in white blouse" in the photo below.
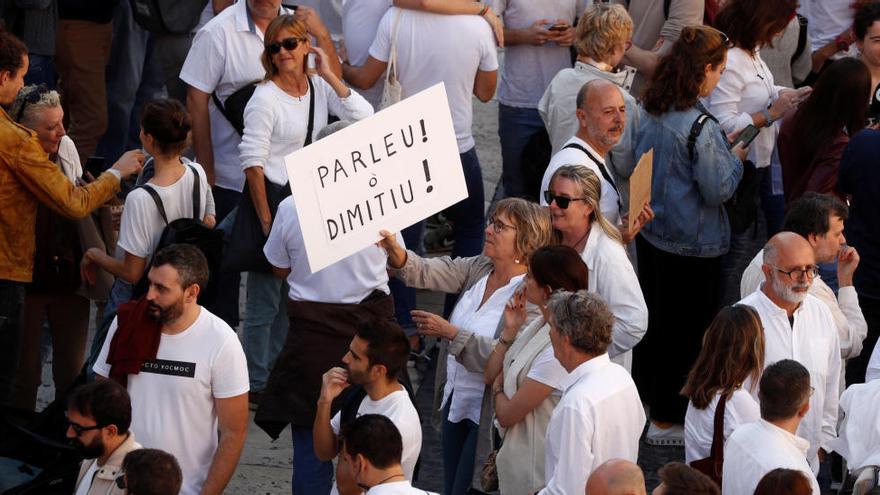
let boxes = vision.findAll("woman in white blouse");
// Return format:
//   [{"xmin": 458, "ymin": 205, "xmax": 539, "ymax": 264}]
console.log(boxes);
[
  {"xmin": 544, "ymin": 165, "xmax": 647, "ymax": 370},
  {"xmin": 380, "ymin": 198, "xmax": 553, "ymax": 495},
  {"xmin": 482, "ymin": 245, "xmax": 588, "ymax": 495},
  {"xmin": 682, "ymin": 304, "xmax": 765, "ymax": 466},
  {"xmin": 237, "ymin": 14, "xmax": 372, "ymax": 396}
]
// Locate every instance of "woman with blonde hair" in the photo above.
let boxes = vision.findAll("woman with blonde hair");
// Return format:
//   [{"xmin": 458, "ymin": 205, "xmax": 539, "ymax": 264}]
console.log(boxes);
[
  {"xmin": 682, "ymin": 305, "xmax": 765, "ymax": 467},
  {"xmin": 545, "ymin": 165, "xmax": 647, "ymax": 370}
]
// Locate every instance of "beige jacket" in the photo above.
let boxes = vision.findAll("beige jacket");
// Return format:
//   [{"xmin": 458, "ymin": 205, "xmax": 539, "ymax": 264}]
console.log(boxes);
[{"xmin": 74, "ymin": 432, "xmax": 142, "ymax": 495}]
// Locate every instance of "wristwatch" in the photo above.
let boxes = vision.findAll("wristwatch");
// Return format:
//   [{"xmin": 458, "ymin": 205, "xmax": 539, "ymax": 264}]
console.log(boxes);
[{"xmin": 761, "ymin": 107, "xmax": 775, "ymax": 127}]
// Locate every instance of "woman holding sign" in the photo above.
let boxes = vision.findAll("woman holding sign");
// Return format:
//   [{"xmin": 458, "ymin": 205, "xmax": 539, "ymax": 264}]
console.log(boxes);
[
  {"xmin": 236, "ymin": 14, "xmax": 373, "ymax": 404},
  {"xmin": 380, "ymin": 198, "xmax": 553, "ymax": 495}
]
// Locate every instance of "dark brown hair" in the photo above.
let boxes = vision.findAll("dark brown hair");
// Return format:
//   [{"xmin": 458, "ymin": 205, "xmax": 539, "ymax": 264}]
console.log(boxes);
[
  {"xmin": 657, "ymin": 462, "xmax": 720, "ymax": 495},
  {"xmin": 759, "ymin": 359, "xmax": 811, "ymax": 422},
  {"xmin": 681, "ymin": 305, "xmax": 765, "ymax": 409},
  {"xmin": 140, "ymin": 98, "xmax": 192, "ymax": 156},
  {"xmin": 355, "ymin": 318, "xmax": 411, "ymax": 382},
  {"xmin": 643, "ymin": 26, "xmax": 728, "ymax": 115},
  {"xmin": 123, "ymin": 449, "xmax": 183, "ymax": 495},
  {"xmin": 754, "ymin": 468, "xmax": 813, "ymax": 495},
  {"xmin": 714, "ymin": 0, "xmax": 798, "ymax": 51},
  {"xmin": 0, "ymin": 28, "xmax": 26, "ymax": 75},
  {"xmin": 529, "ymin": 245, "xmax": 589, "ymax": 293}
]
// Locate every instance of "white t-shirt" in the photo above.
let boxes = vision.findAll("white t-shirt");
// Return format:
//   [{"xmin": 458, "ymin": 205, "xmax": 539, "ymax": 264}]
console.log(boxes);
[
  {"xmin": 684, "ymin": 389, "xmax": 761, "ymax": 464},
  {"xmin": 488, "ymin": 0, "xmax": 584, "ymax": 108},
  {"xmin": 117, "ymin": 163, "xmax": 214, "ymax": 260},
  {"xmin": 526, "ymin": 346, "xmax": 568, "ymax": 394},
  {"xmin": 342, "ymin": 0, "xmax": 391, "ymax": 108},
  {"xmin": 368, "ymin": 7, "xmax": 498, "ymax": 153},
  {"xmin": 93, "ymin": 307, "xmax": 249, "ymax": 495},
  {"xmin": 74, "ymin": 460, "xmax": 99, "ymax": 495},
  {"xmin": 330, "ymin": 389, "xmax": 422, "ymax": 482},
  {"xmin": 239, "ymin": 78, "xmax": 373, "ymax": 185},
  {"xmin": 443, "ymin": 273, "xmax": 524, "ymax": 425},
  {"xmin": 263, "ymin": 197, "xmax": 399, "ymax": 303},
  {"xmin": 180, "ymin": 1, "xmax": 294, "ymax": 192},
  {"xmin": 799, "ymin": 0, "xmax": 853, "ymax": 53},
  {"xmin": 867, "ymin": 343, "xmax": 880, "ymax": 382}
]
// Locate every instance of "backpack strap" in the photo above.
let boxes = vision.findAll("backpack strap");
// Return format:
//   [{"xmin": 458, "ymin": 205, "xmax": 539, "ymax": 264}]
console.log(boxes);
[
  {"xmin": 687, "ymin": 113, "xmax": 718, "ymax": 161},
  {"xmin": 562, "ymin": 142, "xmax": 623, "ymax": 209},
  {"xmin": 140, "ymin": 185, "xmax": 169, "ymax": 226},
  {"xmin": 664, "ymin": 0, "xmax": 671, "ymax": 19},
  {"xmin": 792, "ymin": 14, "xmax": 809, "ymax": 65},
  {"xmin": 187, "ymin": 164, "xmax": 202, "ymax": 220},
  {"xmin": 339, "ymin": 385, "xmax": 369, "ymax": 434},
  {"xmin": 305, "ymin": 76, "xmax": 316, "ymax": 146}
]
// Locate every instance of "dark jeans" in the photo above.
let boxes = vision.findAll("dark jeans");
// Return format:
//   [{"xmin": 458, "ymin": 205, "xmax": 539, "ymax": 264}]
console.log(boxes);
[
  {"xmin": 634, "ymin": 236, "xmax": 723, "ymax": 423},
  {"xmin": 846, "ymin": 294, "xmax": 880, "ymax": 384},
  {"xmin": 442, "ymin": 400, "xmax": 479, "ymax": 495},
  {"xmin": 498, "ymin": 104, "xmax": 550, "ymax": 200},
  {"xmin": 24, "ymin": 54, "xmax": 56, "ymax": 89},
  {"xmin": 0, "ymin": 280, "xmax": 25, "ymax": 406},
  {"xmin": 291, "ymin": 425, "xmax": 333, "ymax": 495},
  {"xmin": 210, "ymin": 186, "xmax": 242, "ymax": 328}
]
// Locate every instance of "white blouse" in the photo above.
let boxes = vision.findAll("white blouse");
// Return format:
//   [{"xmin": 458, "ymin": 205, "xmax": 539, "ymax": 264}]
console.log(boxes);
[
  {"xmin": 442, "ymin": 272, "xmax": 525, "ymax": 425},
  {"xmin": 684, "ymin": 389, "xmax": 760, "ymax": 464}
]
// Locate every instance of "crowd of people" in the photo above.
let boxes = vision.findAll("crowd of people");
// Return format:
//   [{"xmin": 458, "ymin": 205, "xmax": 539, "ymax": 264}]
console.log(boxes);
[{"xmin": 1, "ymin": 0, "xmax": 880, "ymax": 494}]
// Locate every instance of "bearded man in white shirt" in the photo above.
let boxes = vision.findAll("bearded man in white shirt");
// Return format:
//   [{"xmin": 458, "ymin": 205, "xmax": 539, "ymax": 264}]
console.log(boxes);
[
  {"xmin": 738, "ymin": 232, "xmax": 841, "ymax": 474},
  {"xmin": 722, "ymin": 359, "xmax": 821, "ymax": 495},
  {"xmin": 539, "ymin": 290, "xmax": 645, "ymax": 495}
]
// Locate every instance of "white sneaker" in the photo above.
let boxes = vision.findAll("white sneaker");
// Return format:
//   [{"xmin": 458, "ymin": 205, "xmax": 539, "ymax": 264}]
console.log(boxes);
[{"xmin": 645, "ymin": 422, "xmax": 684, "ymax": 446}]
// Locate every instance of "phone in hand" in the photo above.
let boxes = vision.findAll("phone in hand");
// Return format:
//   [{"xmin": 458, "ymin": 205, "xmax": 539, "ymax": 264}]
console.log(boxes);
[
  {"xmin": 547, "ymin": 23, "xmax": 569, "ymax": 32},
  {"xmin": 84, "ymin": 156, "xmax": 107, "ymax": 179},
  {"xmin": 731, "ymin": 125, "xmax": 760, "ymax": 148}
]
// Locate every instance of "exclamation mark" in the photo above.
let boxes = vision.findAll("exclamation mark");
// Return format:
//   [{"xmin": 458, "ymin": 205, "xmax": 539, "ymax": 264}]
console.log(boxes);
[
  {"xmin": 420, "ymin": 119, "xmax": 427, "ymax": 142},
  {"xmin": 423, "ymin": 159, "xmax": 433, "ymax": 193}
]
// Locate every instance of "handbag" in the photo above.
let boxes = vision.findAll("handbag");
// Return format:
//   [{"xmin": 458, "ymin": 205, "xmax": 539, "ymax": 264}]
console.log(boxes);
[
  {"xmin": 690, "ymin": 394, "xmax": 728, "ymax": 486},
  {"xmin": 378, "ymin": 9, "xmax": 404, "ymax": 110},
  {"xmin": 480, "ymin": 450, "xmax": 499, "ymax": 492}
]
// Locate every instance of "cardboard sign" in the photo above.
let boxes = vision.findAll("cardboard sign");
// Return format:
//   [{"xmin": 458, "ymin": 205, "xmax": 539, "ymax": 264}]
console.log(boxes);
[
  {"xmin": 628, "ymin": 148, "xmax": 653, "ymax": 234},
  {"xmin": 286, "ymin": 83, "xmax": 467, "ymax": 273}
]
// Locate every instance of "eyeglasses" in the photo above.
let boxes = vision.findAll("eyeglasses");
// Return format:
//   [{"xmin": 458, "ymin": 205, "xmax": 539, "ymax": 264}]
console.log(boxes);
[
  {"xmin": 267, "ymin": 37, "xmax": 307, "ymax": 55},
  {"xmin": 487, "ymin": 217, "xmax": 517, "ymax": 234},
  {"xmin": 13, "ymin": 83, "xmax": 49, "ymax": 123},
  {"xmin": 67, "ymin": 419, "xmax": 104, "ymax": 436},
  {"xmin": 770, "ymin": 264, "xmax": 819, "ymax": 281},
  {"xmin": 543, "ymin": 191, "xmax": 587, "ymax": 209}
]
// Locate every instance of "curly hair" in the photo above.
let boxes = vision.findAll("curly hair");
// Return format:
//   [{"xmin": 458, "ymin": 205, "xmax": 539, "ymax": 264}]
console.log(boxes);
[
  {"xmin": 574, "ymin": 3, "xmax": 633, "ymax": 63},
  {"xmin": 0, "ymin": 29, "xmax": 27, "ymax": 76},
  {"xmin": 547, "ymin": 290, "xmax": 614, "ymax": 355},
  {"xmin": 642, "ymin": 26, "xmax": 728, "ymax": 115}
]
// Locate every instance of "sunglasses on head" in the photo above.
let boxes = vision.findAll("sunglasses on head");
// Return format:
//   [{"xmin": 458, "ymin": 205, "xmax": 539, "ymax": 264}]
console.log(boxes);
[
  {"xmin": 543, "ymin": 191, "xmax": 586, "ymax": 209},
  {"xmin": 267, "ymin": 37, "xmax": 306, "ymax": 55},
  {"xmin": 14, "ymin": 83, "xmax": 49, "ymax": 122}
]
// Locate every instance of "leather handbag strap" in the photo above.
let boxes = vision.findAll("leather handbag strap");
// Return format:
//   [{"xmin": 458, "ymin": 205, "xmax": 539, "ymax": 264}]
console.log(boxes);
[
  {"xmin": 562, "ymin": 142, "xmax": 622, "ymax": 210},
  {"xmin": 305, "ymin": 75, "xmax": 316, "ymax": 146},
  {"xmin": 709, "ymin": 394, "xmax": 728, "ymax": 466}
]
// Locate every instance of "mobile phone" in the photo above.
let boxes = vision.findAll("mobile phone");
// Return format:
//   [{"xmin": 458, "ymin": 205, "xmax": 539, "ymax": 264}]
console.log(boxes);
[
  {"xmin": 84, "ymin": 156, "xmax": 107, "ymax": 178},
  {"xmin": 732, "ymin": 125, "xmax": 760, "ymax": 148},
  {"xmin": 548, "ymin": 23, "xmax": 569, "ymax": 32}
]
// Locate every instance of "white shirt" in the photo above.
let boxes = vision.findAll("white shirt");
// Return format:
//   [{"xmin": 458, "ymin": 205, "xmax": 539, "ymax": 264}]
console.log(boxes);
[
  {"xmin": 826, "ymin": 380, "xmax": 880, "ymax": 470},
  {"xmin": 705, "ymin": 47, "xmax": 784, "ymax": 169},
  {"xmin": 239, "ymin": 78, "xmax": 373, "ymax": 185},
  {"xmin": 741, "ymin": 250, "xmax": 869, "ymax": 361},
  {"xmin": 180, "ymin": 1, "xmax": 294, "ymax": 192},
  {"xmin": 684, "ymin": 389, "xmax": 760, "ymax": 464},
  {"xmin": 722, "ymin": 419, "xmax": 821, "ymax": 495},
  {"xmin": 580, "ymin": 226, "xmax": 648, "ymax": 369},
  {"xmin": 367, "ymin": 480, "xmax": 438, "ymax": 495},
  {"xmin": 93, "ymin": 307, "xmax": 249, "ymax": 495},
  {"xmin": 117, "ymin": 163, "xmax": 215, "ymax": 259},
  {"xmin": 540, "ymin": 354, "xmax": 645, "ymax": 495},
  {"xmin": 368, "ymin": 7, "xmax": 498, "ymax": 153},
  {"xmin": 74, "ymin": 460, "xmax": 99, "ymax": 495},
  {"xmin": 868, "ymin": 344, "xmax": 880, "ymax": 382},
  {"xmin": 526, "ymin": 346, "xmax": 568, "ymax": 392},
  {"xmin": 443, "ymin": 272, "xmax": 524, "ymax": 425},
  {"xmin": 342, "ymin": 0, "xmax": 391, "ymax": 108},
  {"xmin": 487, "ymin": 0, "xmax": 584, "ymax": 108},
  {"xmin": 330, "ymin": 389, "xmax": 421, "ymax": 485},
  {"xmin": 263, "ymin": 196, "xmax": 396, "ymax": 303},
  {"xmin": 799, "ymin": 0, "xmax": 853, "ymax": 54},
  {"xmin": 739, "ymin": 289, "xmax": 842, "ymax": 473},
  {"xmin": 540, "ymin": 136, "xmax": 622, "ymax": 227}
]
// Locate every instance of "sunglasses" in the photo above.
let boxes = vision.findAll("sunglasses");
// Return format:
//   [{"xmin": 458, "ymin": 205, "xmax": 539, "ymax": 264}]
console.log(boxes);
[
  {"xmin": 14, "ymin": 83, "xmax": 49, "ymax": 122},
  {"xmin": 267, "ymin": 37, "xmax": 307, "ymax": 55},
  {"xmin": 543, "ymin": 191, "xmax": 587, "ymax": 209}
]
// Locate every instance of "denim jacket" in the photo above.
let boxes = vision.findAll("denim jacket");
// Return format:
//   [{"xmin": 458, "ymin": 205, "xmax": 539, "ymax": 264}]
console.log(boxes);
[{"xmin": 634, "ymin": 103, "xmax": 743, "ymax": 257}]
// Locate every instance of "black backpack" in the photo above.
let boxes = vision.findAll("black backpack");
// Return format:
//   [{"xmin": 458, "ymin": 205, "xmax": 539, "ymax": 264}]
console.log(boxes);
[
  {"xmin": 129, "ymin": 0, "xmax": 209, "ymax": 34},
  {"xmin": 131, "ymin": 165, "xmax": 224, "ymax": 305}
]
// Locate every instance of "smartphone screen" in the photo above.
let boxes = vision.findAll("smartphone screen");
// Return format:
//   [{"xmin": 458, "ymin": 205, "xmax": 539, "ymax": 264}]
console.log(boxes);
[
  {"xmin": 548, "ymin": 23, "xmax": 569, "ymax": 31},
  {"xmin": 85, "ymin": 156, "xmax": 107, "ymax": 178},
  {"xmin": 732, "ymin": 125, "xmax": 760, "ymax": 148}
]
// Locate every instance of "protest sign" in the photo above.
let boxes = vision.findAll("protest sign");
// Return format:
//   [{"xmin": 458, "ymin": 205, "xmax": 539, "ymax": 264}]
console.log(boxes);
[
  {"xmin": 286, "ymin": 83, "xmax": 467, "ymax": 273},
  {"xmin": 628, "ymin": 148, "xmax": 653, "ymax": 234}
]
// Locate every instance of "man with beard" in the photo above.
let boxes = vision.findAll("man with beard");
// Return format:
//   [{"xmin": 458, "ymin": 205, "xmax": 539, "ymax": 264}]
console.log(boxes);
[
  {"xmin": 738, "ymin": 232, "xmax": 841, "ymax": 476},
  {"xmin": 93, "ymin": 244, "xmax": 249, "ymax": 495},
  {"xmin": 313, "ymin": 318, "xmax": 421, "ymax": 495},
  {"xmin": 67, "ymin": 380, "xmax": 142, "ymax": 495}
]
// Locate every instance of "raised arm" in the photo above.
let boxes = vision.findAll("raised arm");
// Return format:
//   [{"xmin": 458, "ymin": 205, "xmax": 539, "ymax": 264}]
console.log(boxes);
[{"xmin": 393, "ymin": 0, "xmax": 504, "ymax": 45}]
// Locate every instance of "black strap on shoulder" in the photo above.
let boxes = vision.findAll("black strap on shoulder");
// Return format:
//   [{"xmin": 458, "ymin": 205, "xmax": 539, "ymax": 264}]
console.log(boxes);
[
  {"xmin": 792, "ymin": 14, "xmax": 809, "ymax": 65},
  {"xmin": 305, "ymin": 76, "xmax": 316, "ymax": 146},
  {"xmin": 664, "ymin": 0, "xmax": 671, "ymax": 19},
  {"xmin": 562, "ymin": 142, "xmax": 622, "ymax": 208},
  {"xmin": 687, "ymin": 113, "xmax": 718, "ymax": 161},
  {"xmin": 187, "ymin": 164, "xmax": 202, "ymax": 220},
  {"xmin": 140, "ymin": 185, "xmax": 169, "ymax": 226}
]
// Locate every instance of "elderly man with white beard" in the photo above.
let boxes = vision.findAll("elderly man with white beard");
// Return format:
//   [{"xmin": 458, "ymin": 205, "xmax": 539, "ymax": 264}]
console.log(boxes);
[{"xmin": 738, "ymin": 232, "xmax": 841, "ymax": 476}]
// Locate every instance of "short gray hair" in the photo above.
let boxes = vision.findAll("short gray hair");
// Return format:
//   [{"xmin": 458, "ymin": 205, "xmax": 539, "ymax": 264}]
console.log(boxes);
[
  {"xmin": 547, "ymin": 290, "xmax": 614, "ymax": 355},
  {"xmin": 11, "ymin": 85, "xmax": 61, "ymax": 128},
  {"xmin": 316, "ymin": 120, "xmax": 352, "ymax": 141}
]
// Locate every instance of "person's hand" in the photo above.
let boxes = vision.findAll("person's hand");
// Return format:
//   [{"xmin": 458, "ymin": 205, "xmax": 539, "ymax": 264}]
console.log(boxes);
[
  {"xmin": 203, "ymin": 214, "xmax": 217, "ymax": 229},
  {"xmin": 546, "ymin": 19, "xmax": 574, "ymax": 47},
  {"xmin": 319, "ymin": 366, "xmax": 350, "ymax": 404},
  {"xmin": 730, "ymin": 141, "xmax": 749, "ymax": 161},
  {"xmin": 524, "ymin": 19, "xmax": 552, "ymax": 46},
  {"xmin": 260, "ymin": 217, "xmax": 272, "ymax": 237},
  {"xmin": 481, "ymin": 7, "xmax": 505, "ymax": 47},
  {"xmin": 310, "ymin": 45, "xmax": 336, "ymax": 82},
  {"xmin": 837, "ymin": 245, "xmax": 860, "ymax": 287},
  {"xmin": 110, "ymin": 150, "xmax": 146, "ymax": 179},
  {"xmin": 502, "ymin": 287, "xmax": 527, "ymax": 339},
  {"xmin": 337, "ymin": 38, "xmax": 349, "ymax": 64},
  {"xmin": 492, "ymin": 372, "xmax": 504, "ymax": 397},
  {"xmin": 769, "ymin": 90, "xmax": 801, "ymax": 121},
  {"xmin": 377, "ymin": 229, "xmax": 407, "ymax": 268},
  {"xmin": 80, "ymin": 248, "xmax": 99, "ymax": 285},
  {"xmin": 294, "ymin": 5, "xmax": 329, "ymax": 40},
  {"xmin": 620, "ymin": 203, "xmax": 655, "ymax": 244},
  {"xmin": 412, "ymin": 310, "xmax": 458, "ymax": 340}
]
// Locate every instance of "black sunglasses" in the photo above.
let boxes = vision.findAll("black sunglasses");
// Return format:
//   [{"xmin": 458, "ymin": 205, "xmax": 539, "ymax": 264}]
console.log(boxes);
[
  {"xmin": 14, "ymin": 83, "xmax": 49, "ymax": 122},
  {"xmin": 543, "ymin": 191, "xmax": 587, "ymax": 209},
  {"xmin": 267, "ymin": 37, "xmax": 306, "ymax": 55}
]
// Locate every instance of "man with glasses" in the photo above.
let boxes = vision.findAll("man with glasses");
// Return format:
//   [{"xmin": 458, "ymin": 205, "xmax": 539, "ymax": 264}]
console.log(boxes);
[
  {"xmin": 739, "ymin": 231, "xmax": 841, "ymax": 476},
  {"xmin": 68, "ymin": 380, "xmax": 142, "ymax": 495}
]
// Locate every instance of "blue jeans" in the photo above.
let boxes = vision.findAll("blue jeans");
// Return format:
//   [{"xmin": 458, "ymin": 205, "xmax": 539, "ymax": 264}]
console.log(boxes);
[
  {"xmin": 441, "ymin": 400, "xmax": 479, "ymax": 495},
  {"xmin": 391, "ymin": 221, "xmax": 425, "ymax": 337},
  {"xmin": 210, "ymin": 186, "xmax": 242, "ymax": 328},
  {"xmin": 242, "ymin": 270, "xmax": 289, "ymax": 391},
  {"xmin": 24, "ymin": 54, "xmax": 56, "ymax": 89},
  {"xmin": 291, "ymin": 426, "xmax": 333, "ymax": 495},
  {"xmin": 498, "ymin": 104, "xmax": 549, "ymax": 200}
]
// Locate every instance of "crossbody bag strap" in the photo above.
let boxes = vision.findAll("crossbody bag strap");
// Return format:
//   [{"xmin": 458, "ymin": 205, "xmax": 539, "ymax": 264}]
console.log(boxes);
[
  {"xmin": 385, "ymin": 8, "xmax": 403, "ymax": 86},
  {"xmin": 562, "ymin": 142, "xmax": 622, "ymax": 208},
  {"xmin": 709, "ymin": 394, "xmax": 728, "ymax": 465},
  {"xmin": 187, "ymin": 164, "xmax": 202, "ymax": 220},
  {"xmin": 140, "ymin": 185, "xmax": 169, "ymax": 225},
  {"xmin": 305, "ymin": 76, "xmax": 316, "ymax": 146}
]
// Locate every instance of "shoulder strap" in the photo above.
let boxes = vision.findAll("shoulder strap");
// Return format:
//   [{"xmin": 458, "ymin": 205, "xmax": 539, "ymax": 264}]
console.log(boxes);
[
  {"xmin": 792, "ymin": 14, "xmax": 809, "ymax": 65},
  {"xmin": 664, "ymin": 0, "xmax": 671, "ymax": 19},
  {"xmin": 562, "ymin": 142, "xmax": 622, "ymax": 207},
  {"xmin": 687, "ymin": 113, "xmax": 718, "ymax": 161},
  {"xmin": 140, "ymin": 185, "xmax": 169, "ymax": 225},
  {"xmin": 187, "ymin": 164, "xmax": 202, "ymax": 220},
  {"xmin": 339, "ymin": 385, "xmax": 369, "ymax": 432},
  {"xmin": 305, "ymin": 76, "xmax": 316, "ymax": 146},
  {"xmin": 385, "ymin": 8, "xmax": 404, "ymax": 85},
  {"xmin": 708, "ymin": 394, "xmax": 728, "ymax": 469}
]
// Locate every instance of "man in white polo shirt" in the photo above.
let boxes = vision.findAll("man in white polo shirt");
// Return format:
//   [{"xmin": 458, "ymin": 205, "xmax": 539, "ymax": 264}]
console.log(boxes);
[{"xmin": 739, "ymin": 232, "xmax": 841, "ymax": 474}]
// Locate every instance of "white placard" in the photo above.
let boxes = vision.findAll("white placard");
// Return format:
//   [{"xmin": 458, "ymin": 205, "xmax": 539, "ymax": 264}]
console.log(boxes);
[{"xmin": 286, "ymin": 83, "xmax": 467, "ymax": 273}]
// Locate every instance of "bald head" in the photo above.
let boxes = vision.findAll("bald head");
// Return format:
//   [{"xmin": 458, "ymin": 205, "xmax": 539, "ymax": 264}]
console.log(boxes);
[
  {"xmin": 575, "ymin": 79, "xmax": 626, "ymax": 154},
  {"xmin": 576, "ymin": 78, "xmax": 621, "ymax": 111},
  {"xmin": 762, "ymin": 232, "xmax": 815, "ymax": 268},
  {"xmin": 586, "ymin": 459, "xmax": 647, "ymax": 495},
  {"xmin": 761, "ymin": 232, "xmax": 816, "ymax": 307}
]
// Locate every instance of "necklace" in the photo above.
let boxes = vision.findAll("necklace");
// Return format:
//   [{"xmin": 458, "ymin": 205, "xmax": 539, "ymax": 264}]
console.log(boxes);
[
  {"xmin": 568, "ymin": 226, "xmax": 592, "ymax": 253},
  {"xmin": 376, "ymin": 473, "xmax": 405, "ymax": 485}
]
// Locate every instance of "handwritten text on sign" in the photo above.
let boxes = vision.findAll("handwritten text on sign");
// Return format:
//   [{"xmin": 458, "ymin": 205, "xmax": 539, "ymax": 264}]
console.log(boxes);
[{"xmin": 286, "ymin": 83, "xmax": 467, "ymax": 273}]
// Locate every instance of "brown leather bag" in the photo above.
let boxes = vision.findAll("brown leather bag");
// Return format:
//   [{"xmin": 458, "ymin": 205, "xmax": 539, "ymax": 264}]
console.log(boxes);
[{"xmin": 690, "ymin": 394, "xmax": 727, "ymax": 485}]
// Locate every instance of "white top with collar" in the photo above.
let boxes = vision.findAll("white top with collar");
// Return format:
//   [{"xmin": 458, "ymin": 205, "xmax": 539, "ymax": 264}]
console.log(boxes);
[
  {"xmin": 366, "ymin": 480, "xmax": 437, "ymax": 495},
  {"xmin": 539, "ymin": 354, "xmax": 645, "ymax": 495},
  {"xmin": 722, "ymin": 419, "xmax": 821, "ymax": 495},
  {"xmin": 738, "ymin": 288, "xmax": 841, "ymax": 473}
]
